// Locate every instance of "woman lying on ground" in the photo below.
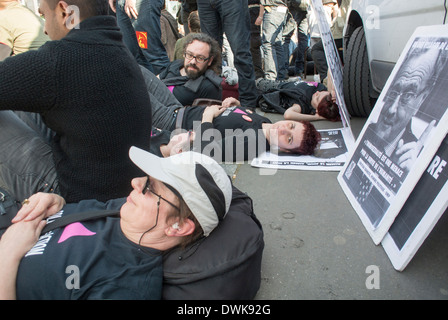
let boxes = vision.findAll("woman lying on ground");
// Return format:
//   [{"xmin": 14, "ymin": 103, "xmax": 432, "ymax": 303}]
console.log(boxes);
[
  {"xmin": 283, "ymin": 89, "xmax": 341, "ymax": 122},
  {"xmin": 0, "ymin": 148, "xmax": 232, "ymax": 300},
  {"xmin": 140, "ymin": 67, "xmax": 321, "ymax": 162},
  {"xmin": 255, "ymin": 73, "xmax": 341, "ymax": 122},
  {"xmin": 150, "ymin": 98, "xmax": 321, "ymax": 163}
]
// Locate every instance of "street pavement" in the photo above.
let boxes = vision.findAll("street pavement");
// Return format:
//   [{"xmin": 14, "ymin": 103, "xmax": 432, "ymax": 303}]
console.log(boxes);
[{"xmin": 225, "ymin": 110, "xmax": 448, "ymax": 300}]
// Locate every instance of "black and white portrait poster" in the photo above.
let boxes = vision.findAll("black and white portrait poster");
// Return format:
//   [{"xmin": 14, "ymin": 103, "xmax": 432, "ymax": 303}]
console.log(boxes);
[
  {"xmin": 337, "ymin": 25, "xmax": 448, "ymax": 245},
  {"xmin": 382, "ymin": 134, "xmax": 448, "ymax": 271}
]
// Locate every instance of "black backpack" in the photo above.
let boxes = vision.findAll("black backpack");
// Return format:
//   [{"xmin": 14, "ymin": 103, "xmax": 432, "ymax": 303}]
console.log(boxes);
[
  {"xmin": 1, "ymin": 185, "xmax": 264, "ymax": 300},
  {"xmin": 162, "ymin": 185, "xmax": 264, "ymax": 299}
]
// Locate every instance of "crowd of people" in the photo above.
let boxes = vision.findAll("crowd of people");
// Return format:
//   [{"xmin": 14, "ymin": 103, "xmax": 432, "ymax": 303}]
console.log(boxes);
[{"xmin": 0, "ymin": 0, "xmax": 345, "ymax": 299}]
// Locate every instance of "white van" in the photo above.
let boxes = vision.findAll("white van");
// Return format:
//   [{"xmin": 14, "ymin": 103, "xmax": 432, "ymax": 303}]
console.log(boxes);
[{"xmin": 343, "ymin": 0, "xmax": 447, "ymax": 116}]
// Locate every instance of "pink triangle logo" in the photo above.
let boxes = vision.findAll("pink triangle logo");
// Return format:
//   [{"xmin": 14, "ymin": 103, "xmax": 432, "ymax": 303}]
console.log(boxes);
[
  {"xmin": 233, "ymin": 108, "xmax": 247, "ymax": 115},
  {"xmin": 58, "ymin": 222, "xmax": 96, "ymax": 243}
]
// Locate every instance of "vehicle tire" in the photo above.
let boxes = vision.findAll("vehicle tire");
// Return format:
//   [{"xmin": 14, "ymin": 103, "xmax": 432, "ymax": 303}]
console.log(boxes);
[{"xmin": 343, "ymin": 26, "xmax": 376, "ymax": 117}]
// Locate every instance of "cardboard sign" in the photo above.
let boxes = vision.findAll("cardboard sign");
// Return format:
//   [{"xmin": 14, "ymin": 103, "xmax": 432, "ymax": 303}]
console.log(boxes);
[
  {"xmin": 381, "ymin": 134, "xmax": 448, "ymax": 271},
  {"xmin": 338, "ymin": 25, "xmax": 448, "ymax": 245},
  {"xmin": 310, "ymin": 0, "xmax": 351, "ymax": 129}
]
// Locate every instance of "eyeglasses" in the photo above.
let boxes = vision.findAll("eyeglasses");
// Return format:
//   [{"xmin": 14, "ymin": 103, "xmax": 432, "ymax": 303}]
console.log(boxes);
[
  {"xmin": 385, "ymin": 90, "xmax": 417, "ymax": 105},
  {"xmin": 139, "ymin": 176, "xmax": 180, "ymax": 247},
  {"xmin": 142, "ymin": 176, "xmax": 180, "ymax": 212},
  {"xmin": 184, "ymin": 51, "xmax": 210, "ymax": 64}
]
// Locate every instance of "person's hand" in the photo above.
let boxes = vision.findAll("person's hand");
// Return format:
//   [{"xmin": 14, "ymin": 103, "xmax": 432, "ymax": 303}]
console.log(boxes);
[
  {"xmin": 108, "ymin": 0, "xmax": 117, "ymax": 13},
  {"xmin": 12, "ymin": 193, "xmax": 66, "ymax": 223},
  {"xmin": 394, "ymin": 120, "xmax": 436, "ymax": 171},
  {"xmin": 221, "ymin": 97, "xmax": 240, "ymax": 109},
  {"xmin": 202, "ymin": 105, "xmax": 227, "ymax": 123},
  {"xmin": 124, "ymin": 0, "xmax": 138, "ymax": 19},
  {"xmin": 314, "ymin": 109, "xmax": 326, "ymax": 120},
  {"xmin": 0, "ymin": 218, "xmax": 47, "ymax": 262},
  {"xmin": 330, "ymin": 90, "xmax": 337, "ymax": 103}
]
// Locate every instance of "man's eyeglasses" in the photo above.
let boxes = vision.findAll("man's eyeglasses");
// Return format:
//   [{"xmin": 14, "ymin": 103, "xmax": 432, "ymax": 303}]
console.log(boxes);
[
  {"xmin": 143, "ymin": 176, "xmax": 180, "ymax": 212},
  {"xmin": 184, "ymin": 51, "xmax": 210, "ymax": 64},
  {"xmin": 385, "ymin": 90, "xmax": 417, "ymax": 105}
]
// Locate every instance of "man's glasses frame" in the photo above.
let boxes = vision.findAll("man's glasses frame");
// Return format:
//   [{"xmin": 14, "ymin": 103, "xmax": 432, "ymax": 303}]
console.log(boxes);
[{"xmin": 184, "ymin": 51, "xmax": 210, "ymax": 64}]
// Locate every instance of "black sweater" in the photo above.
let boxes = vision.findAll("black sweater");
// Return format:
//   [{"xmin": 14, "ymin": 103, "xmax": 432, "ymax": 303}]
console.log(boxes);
[{"xmin": 0, "ymin": 16, "xmax": 152, "ymax": 202}]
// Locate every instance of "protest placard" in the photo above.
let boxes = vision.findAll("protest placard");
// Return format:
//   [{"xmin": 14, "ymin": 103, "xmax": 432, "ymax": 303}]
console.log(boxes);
[{"xmin": 338, "ymin": 25, "xmax": 448, "ymax": 244}]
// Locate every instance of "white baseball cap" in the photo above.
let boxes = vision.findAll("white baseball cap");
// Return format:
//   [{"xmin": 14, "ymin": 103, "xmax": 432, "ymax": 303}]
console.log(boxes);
[{"xmin": 129, "ymin": 147, "xmax": 232, "ymax": 236}]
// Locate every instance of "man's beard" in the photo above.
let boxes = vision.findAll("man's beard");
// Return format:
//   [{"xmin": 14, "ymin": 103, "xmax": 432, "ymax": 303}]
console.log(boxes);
[{"xmin": 185, "ymin": 63, "xmax": 205, "ymax": 80}]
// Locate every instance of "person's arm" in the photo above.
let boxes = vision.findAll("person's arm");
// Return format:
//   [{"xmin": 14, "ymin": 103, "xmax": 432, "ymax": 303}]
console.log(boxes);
[
  {"xmin": 221, "ymin": 97, "xmax": 241, "ymax": 109},
  {"xmin": 11, "ymin": 192, "xmax": 66, "ymax": 223},
  {"xmin": 201, "ymin": 104, "xmax": 227, "ymax": 123},
  {"xmin": 0, "ymin": 48, "xmax": 56, "ymax": 112},
  {"xmin": 255, "ymin": 5, "xmax": 264, "ymax": 26},
  {"xmin": 191, "ymin": 105, "xmax": 228, "ymax": 161},
  {"xmin": 284, "ymin": 104, "xmax": 325, "ymax": 121},
  {"xmin": 0, "ymin": 43, "xmax": 11, "ymax": 61},
  {"xmin": 0, "ymin": 217, "xmax": 46, "ymax": 299}
]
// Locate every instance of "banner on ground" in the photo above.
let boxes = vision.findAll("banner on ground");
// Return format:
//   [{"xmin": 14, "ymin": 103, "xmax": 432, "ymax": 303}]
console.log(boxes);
[{"xmin": 251, "ymin": 127, "xmax": 354, "ymax": 171}]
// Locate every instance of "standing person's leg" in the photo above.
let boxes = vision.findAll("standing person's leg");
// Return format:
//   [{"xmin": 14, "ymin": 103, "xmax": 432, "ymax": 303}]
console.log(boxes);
[
  {"xmin": 293, "ymin": 10, "xmax": 308, "ymax": 76},
  {"xmin": 281, "ymin": 12, "xmax": 296, "ymax": 78},
  {"xmin": 311, "ymin": 39, "xmax": 328, "ymax": 81},
  {"xmin": 0, "ymin": 111, "xmax": 59, "ymax": 202},
  {"xmin": 197, "ymin": 0, "xmax": 258, "ymax": 108},
  {"xmin": 181, "ymin": 0, "xmax": 198, "ymax": 35},
  {"xmin": 220, "ymin": 0, "xmax": 258, "ymax": 108},
  {"xmin": 261, "ymin": 7, "xmax": 287, "ymax": 80},
  {"xmin": 196, "ymin": 0, "xmax": 223, "ymax": 47},
  {"xmin": 115, "ymin": 0, "xmax": 154, "ymax": 72},
  {"xmin": 132, "ymin": 0, "xmax": 171, "ymax": 74},
  {"xmin": 249, "ymin": 5, "xmax": 263, "ymax": 79}
]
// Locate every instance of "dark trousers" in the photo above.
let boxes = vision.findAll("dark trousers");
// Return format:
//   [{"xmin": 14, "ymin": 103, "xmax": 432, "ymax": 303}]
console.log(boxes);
[
  {"xmin": 311, "ymin": 38, "xmax": 343, "ymax": 81},
  {"xmin": 290, "ymin": 9, "xmax": 308, "ymax": 75},
  {"xmin": 116, "ymin": 0, "xmax": 170, "ymax": 75},
  {"xmin": 197, "ymin": 0, "xmax": 258, "ymax": 108},
  {"xmin": 181, "ymin": 0, "xmax": 198, "ymax": 35},
  {"xmin": 249, "ymin": 5, "xmax": 263, "ymax": 79}
]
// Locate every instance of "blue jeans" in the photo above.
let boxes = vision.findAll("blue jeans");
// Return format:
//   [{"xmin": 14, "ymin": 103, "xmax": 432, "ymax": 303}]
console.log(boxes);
[
  {"xmin": 116, "ymin": 0, "xmax": 169, "ymax": 75},
  {"xmin": 261, "ymin": 6, "xmax": 288, "ymax": 80},
  {"xmin": 0, "ymin": 111, "xmax": 59, "ymax": 202},
  {"xmin": 196, "ymin": 0, "xmax": 258, "ymax": 108}
]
